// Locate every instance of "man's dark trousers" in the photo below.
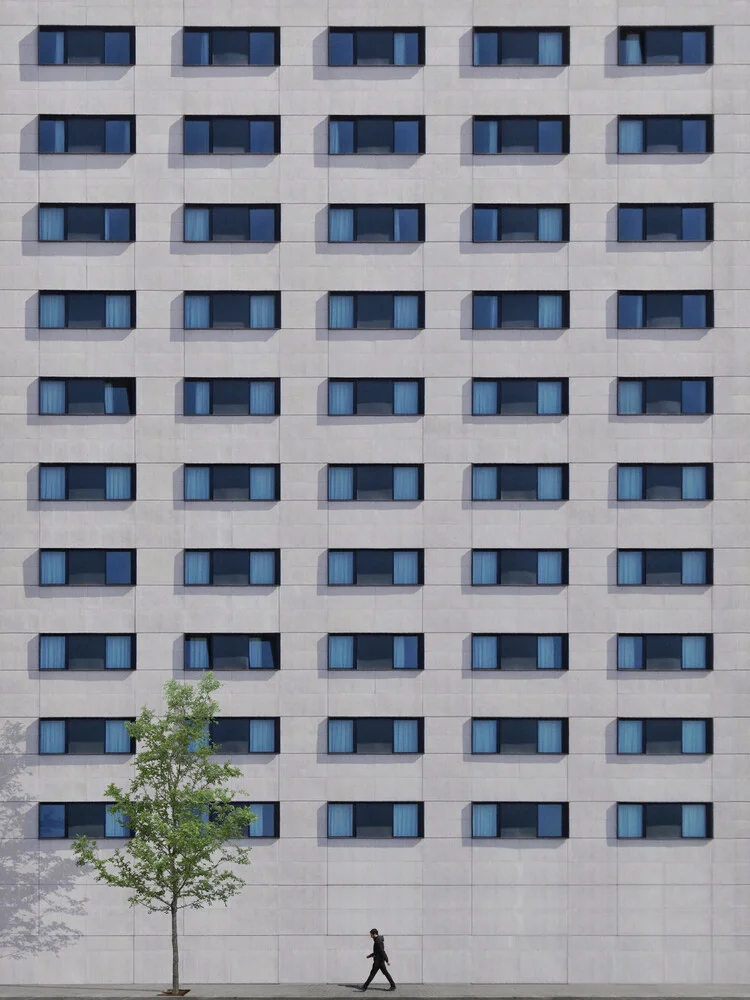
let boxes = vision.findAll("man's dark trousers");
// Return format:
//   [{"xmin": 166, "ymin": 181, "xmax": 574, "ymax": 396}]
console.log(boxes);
[{"xmin": 363, "ymin": 959, "xmax": 395, "ymax": 989}]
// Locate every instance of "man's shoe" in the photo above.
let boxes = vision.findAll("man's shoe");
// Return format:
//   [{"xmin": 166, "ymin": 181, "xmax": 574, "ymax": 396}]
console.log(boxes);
[{"xmin": 389, "ymin": 987, "xmax": 397, "ymax": 991}]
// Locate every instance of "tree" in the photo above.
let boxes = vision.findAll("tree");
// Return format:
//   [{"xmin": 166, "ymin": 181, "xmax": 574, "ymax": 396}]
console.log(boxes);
[{"xmin": 72, "ymin": 673, "xmax": 255, "ymax": 995}]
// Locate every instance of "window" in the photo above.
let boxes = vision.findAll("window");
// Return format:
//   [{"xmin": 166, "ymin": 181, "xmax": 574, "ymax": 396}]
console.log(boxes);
[
  {"xmin": 329, "ymin": 205, "xmax": 424, "ymax": 243},
  {"xmin": 618, "ymin": 27, "xmax": 712, "ymax": 66},
  {"xmin": 184, "ymin": 465, "xmax": 279, "ymax": 501},
  {"xmin": 617, "ymin": 464, "xmax": 712, "ymax": 501},
  {"xmin": 183, "ymin": 550, "xmax": 280, "ymax": 587},
  {"xmin": 184, "ymin": 634, "xmax": 280, "ymax": 671},
  {"xmin": 617, "ymin": 634, "xmax": 712, "ymax": 671},
  {"xmin": 618, "ymin": 204, "xmax": 712, "ymax": 242},
  {"xmin": 242, "ymin": 802, "xmax": 279, "ymax": 838},
  {"xmin": 617, "ymin": 803, "xmax": 712, "ymax": 839},
  {"xmin": 328, "ymin": 465, "xmax": 423, "ymax": 501},
  {"xmin": 618, "ymin": 292, "xmax": 712, "ymax": 329},
  {"xmin": 39, "ymin": 803, "xmax": 130, "ymax": 839},
  {"xmin": 329, "ymin": 117, "xmax": 424, "ymax": 155},
  {"xmin": 328, "ymin": 718, "xmax": 423, "ymax": 754},
  {"xmin": 39, "ymin": 204, "xmax": 134, "ymax": 243},
  {"xmin": 39, "ymin": 634, "xmax": 135, "ymax": 671},
  {"xmin": 39, "ymin": 465, "xmax": 135, "ymax": 501},
  {"xmin": 471, "ymin": 803, "xmax": 568, "ymax": 839},
  {"xmin": 39, "ymin": 550, "xmax": 135, "ymax": 587},
  {"xmin": 473, "ymin": 117, "xmax": 569, "ymax": 154},
  {"xmin": 328, "ymin": 379, "xmax": 423, "ymax": 416},
  {"xmin": 616, "ymin": 378, "xmax": 711, "ymax": 415},
  {"xmin": 184, "ymin": 205, "xmax": 279, "ymax": 243},
  {"xmin": 472, "ymin": 719, "xmax": 568, "ymax": 754},
  {"xmin": 618, "ymin": 116, "xmax": 713, "ymax": 154},
  {"xmin": 472, "ymin": 634, "xmax": 568, "ymax": 671},
  {"xmin": 209, "ymin": 719, "xmax": 280, "ymax": 754},
  {"xmin": 328, "ymin": 28, "xmax": 424, "ymax": 66},
  {"xmin": 472, "ymin": 465, "xmax": 568, "ymax": 501},
  {"xmin": 39, "ymin": 292, "xmax": 134, "ymax": 330},
  {"xmin": 39, "ymin": 378, "xmax": 135, "ymax": 416},
  {"xmin": 183, "ymin": 28, "xmax": 279, "ymax": 66},
  {"xmin": 472, "ymin": 550, "xmax": 568, "ymax": 586},
  {"xmin": 473, "ymin": 292, "xmax": 568, "ymax": 329},
  {"xmin": 184, "ymin": 378, "xmax": 279, "ymax": 416},
  {"xmin": 327, "ymin": 802, "xmax": 423, "ymax": 838},
  {"xmin": 328, "ymin": 634, "xmax": 423, "ymax": 671},
  {"xmin": 184, "ymin": 292, "xmax": 279, "ymax": 329},
  {"xmin": 617, "ymin": 719, "xmax": 712, "ymax": 755},
  {"xmin": 472, "ymin": 28, "xmax": 568, "ymax": 66},
  {"xmin": 183, "ymin": 117, "xmax": 279, "ymax": 155},
  {"xmin": 472, "ymin": 378, "xmax": 567, "ymax": 416},
  {"xmin": 473, "ymin": 205, "xmax": 569, "ymax": 243},
  {"xmin": 329, "ymin": 293, "xmax": 423, "ymax": 330},
  {"xmin": 327, "ymin": 550, "xmax": 423, "ymax": 586},
  {"xmin": 616, "ymin": 549, "xmax": 712, "ymax": 586},
  {"xmin": 38, "ymin": 27, "xmax": 135, "ymax": 65},
  {"xmin": 39, "ymin": 116, "xmax": 134, "ymax": 154},
  {"xmin": 39, "ymin": 719, "xmax": 135, "ymax": 755}
]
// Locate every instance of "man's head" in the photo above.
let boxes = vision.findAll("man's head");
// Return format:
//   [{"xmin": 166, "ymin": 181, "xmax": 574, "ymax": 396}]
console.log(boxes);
[{"xmin": 370, "ymin": 929, "xmax": 378, "ymax": 938}]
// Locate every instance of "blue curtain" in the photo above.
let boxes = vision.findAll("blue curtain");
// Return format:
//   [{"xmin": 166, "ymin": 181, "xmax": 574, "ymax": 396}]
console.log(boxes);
[
  {"xmin": 472, "ymin": 551, "xmax": 497, "ymax": 585},
  {"xmin": 538, "ymin": 635, "xmax": 562, "ymax": 669},
  {"xmin": 185, "ymin": 637, "xmax": 209, "ymax": 670},
  {"xmin": 538, "ymin": 31, "xmax": 563, "ymax": 65},
  {"xmin": 39, "ymin": 294, "xmax": 65, "ymax": 328},
  {"xmin": 618, "ymin": 381, "xmax": 643, "ymax": 415},
  {"xmin": 328, "ymin": 467, "xmax": 354, "ymax": 500},
  {"xmin": 106, "ymin": 635, "xmax": 132, "ymax": 669},
  {"xmin": 682, "ymin": 466, "xmax": 706, "ymax": 500},
  {"xmin": 618, "ymin": 635, "xmax": 643, "ymax": 670},
  {"xmin": 618, "ymin": 552, "xmax": 642, "ymax": 585},
  {"xmin": 40, "ymin": 551, "xmax": 65, "ymax": 585},
  {"xmin": 472, "ymin": 467, "xmax": 497, "ymax": 500},
  {"xmin": 394, "ymin": 208, "xmax": 417, "ymax": 242},
  {"xmin": 250, "ymin": 467, "xmax": 276, "ymax": 500},
  {"xmin": 472, "ymin": 804, "xmax": 497, "ymax": 838},
  {"xmin": 537, "ymin": 466, "xmax": 562, "ymax": 500},
  {"xmin": 40, "ymin": 635, "xmax": 66, "ymax": 670},
  {"xmin": 328, "ymin": 719, "xmax": 354, "ymax": 753},
  {"xmin": 43, "ymin": 31, "xmax": 65, "ymax": 64},
  {"xmin": 106, "ymin": 466, "xmax": 131, "ymax": 500},
  {"xmin": 185, "ymin": 294, "xmax": 211, "ymax": 329},
  {"xmin": 249, "ymin": 551, "xmax": 276, "ymax": 585},
  {"xmin": 249, "ymin": 638, "xmax": 273, "ymax": 670},
  {"xmin": 393, "ymin": 381, "xmax": 419, "ymax": 414},
  {"xmin": 682, "ymin": 294, "xmax": 706, "ymax": 328},
  {"xmin": 329, "ymin": 294, "xmax": 354, "ymax": 329},
  {"xmin": 190, "ymin": 31, "xmax": 210, "ymax": 65},
  {"xmin": 682, "ymin": 721, "xmax": 706, "ymax": 754},
  {"xmin": 250, "ymin": 295, "xmax": 276, "ymax": 329},
  {"xmin": 618, "ymin": 466, "xmax": 643, "ymax": 500},
  {"xmin": 393, "ymin": 803, "xmax": 418, "ymax": 837},
  {"xmin": 537, "ymin": 804, "xmax": 563, "ymax": 838},
  {"xmin": 682, "ymin": 207, "xmax": 706, "ymax": 240},
  {"xmin": 682, "ymin": 31, "xmax": 706, "ymax": 64},
  {"xmin": 328, "ymin": 635, "xmax": 354, "ymax": 669},
  {"xmin": 184, "ymin": 208, "xmax": 210, "ymax": 241},
  {"xmin": 682, "ymin": 381, "xmax": 707, "ymax": 414},
  {"xmin": 537, "ymin": 720, "xmax": 562, "ymax": 753},
  {"xmin": 39, "ymin": 720, "xmax": 66, "ymax": 753},
  {"xmin": 537, "ymin": 294, "xmax": 563, "ymax": 328},
  {"xmin": 617, "ymin": 803, "xmax": 643, "ymax": 838},
  {"xmin": 393, "ymin": 295, "xmax": 419, "ymax": 329},
  {"xmin": 39, "ymin": 207, "xmax": 64, "ymax": 241},
  {"xmin": 393, "ymin": 720, "xmax": 419, "ymax": 753},
  {"xmin": 393, "ymin": 551, "xmax": 419, "ymax": 584},
  {"xmin": 682, "ymin": 804, "xmax": 706, "ymax": 838},
  {"xmin": 682, "ymin": 635, "xmax": 706, "ymax": 670},
  {"xmin": 472, "ymin": 719, "xmax": 497, "ymax": 753},
  {"xmin": 393, "ymin": 467, "xmax": 419, "ymax": 501},
  {"xmin": 393, "ymin": 635, "xmax": 418, "ymax": 669},
  {"xmin": 473, "ymin": 207, "xmax": 498, "ymax": 242},
  {"xmin": 538, "ymin": 207, "xmax": 563, "ymax": 241},
  {"xmin": 184, "ymin": 551, "xmax": 210, "ymax": 585},
  {"xmin": 105, "ymin": 720, "xmax": 131, "ymax": 753},
  {"xmin": 104, "ymin": 208, "xmax": 130, "ymax": 241},
  {"xmin": 619, "ymin": 119, "xmax": 644, "ymax": 153},
  {"xmin": 328, "ymin": 803, "xmax": 354, "ymax": 837},
  {"xmin": 105, "ymin": 809, "xmax": 130, "ymax": 838},
  {"xmin": 682, "ymin": 551, "xmax": 706, "ymax": 585},
  {"xmin": 329, "ymin": 120, "xmax": 354, "ymax": 155},
  {"xmin": 185, "ymin": 467, "xmax": 210, "ymax": 500},
  {"xmin": 621, "ymin": 33, "xmax": 642, "ymax": 64},
  {"xmin": 473, "ymin": 294, "xmax": 499, "ymax": 329},
  {"xmin": 39, "ymin": 803, "xmax": 66, "ymax": 838},
  {"xmin": 538, "ymin": 120, "xmax": 563, "ymax": 153},
  {"xmin": 329, "ymin": 208, "xmax": 354, "ymax": 242},
  {"xmin": 103, "ymin": 383, "xmax": 118, "ymax": 414},
  {"xmin": 105, "ymin": 120, "xmax": 131, "ymax": 154},
  {"xmin": 473, "ymin": 381, "xmax": 498, "ymax": 415},
  {"xmin": 537, "ymin": 381, "xmax": 562, "ymax": 414},
  {"xmin": 249, "ymin": 719, "xmax": 276, "ymax": 753},
  {"xmin": 105, "ymin": 295, "xmax": 131, "ymax": 329},
  {"xmin": 682, "ymin": 120, "xmax": 706, "ymax": 154},
  {"xmin": 250, "ymin": 381, "xmax": 276, "ymax": 414},
  {"xmin": 40, "ymin": 466, "xmax": 66, "ymax": 500},
  {"xmin": 40, "ymin": 380, "xmax": 66, "ymax": 414},
  {"xmin": 617, "ymin": 720, "xmax": 643, "ymax": 753},
  {"xmin": 329, "ymin": 381, "xmax": 354, "ymax": 415},
  {"xmin": 393, "ymin": 120, "xmax": 418, "ymax": 154},
  {"xmin": 249, "ymin": 803, "xmax": 275, "ymax": 838},
  {"xmin": 537, "ymin": 551, "xmax": 562, "ymax": 585},
  {"xmin": 39, "ymin": 119, "xmax": 65, "ymax": 153},
  {"xmin": 393, "ymin": 32, "xmax": 409, "ymax": 65},
  {"xmin": 474, "ymin": 119, "xmax": 498, "ymax": 154},
  {"xmin": 329, "ymin": 551, "xmax": 354, "ymax": 585}
]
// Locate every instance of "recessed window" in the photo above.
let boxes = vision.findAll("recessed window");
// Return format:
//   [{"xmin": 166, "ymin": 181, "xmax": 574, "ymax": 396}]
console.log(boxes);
[
  {"xmin": 472, "ymin": 549, "xmax": 568, "ymax": 586},
  {"xmin": 618, "ymin": 27, "xmax": 712, "ymax": 66},
  {"xmin": 38, "ymin": 27, "xmax": 134, "ymax": 66},
  {"xmin": 618, "ymin": 204, "xmax": 712, "ymax": 242},
  {"xmin": 329, "ymin": 205, "xmax": 424, "ymax": 242},
  {"xmin": 184, "ymin": 292, "xmax": 279, "ymax": 330},
  {"xmin": 472, "ymin": 802, "xmax": 568, "ymax": 839},
  {"xmin": 328, "ymin": 378, "xmax": 423, "ymax": 416},
  {"xmin": 328, "ymin": 28, "xmax": 424, "ymax": 66},
  {"xmin": 39, "ymin": 803, "xmax": 130, "ymax": 839},
  {"xmin": 616, "ymin": 377, "xmax": 711, "ymax": 415},
  {"xmin": 39, "ymin": 719, "xmax": 134, "ymax": 755},
  {"xmin": 328, "ymin": 465, "xmax": 422, "ymax": 501},
  {"xmin": 39, "ymin": 550, "xmax": 135, "ymax": 587},
  {"xmin": 472, "ymin": 464, "xmax": 568, "ymax": 501},
  {"xmin": 617, "ymin": 719, "xmax": 712, "ymax": 755},
  {"xmin": 473, "ymin": 292, "xmax": 568, "ymax": 329},
  {"xmin": 472, "ymin": 378, "xmax": 567, "ymax": 416},
  {"xmin": 328, "ymin": 634, "xmax": 423, "ymax": 670},
  {"xmin": 39, "ymin": 116, "xmax": 134, "ymax": 154},
  {"xmin": 329, "ymin": 117, "xmax": 424, "ymax": 155},
  {"xmin": 184, "ymin": 378, "xmax": 279, "ymax": 416},
  {"xmin": 184, "ymin": 465, "xmax": 279, "ymax": 502},
  {"xmin": 209, "ymin": 718, "xmax": 280, "ymax": 754},
  {"xmin": 473, "ymin": 117, "xmax": 569, "ymax": 154},
  {"xmin": 473, "ymin": 28, "xmax": 569, "ymax": 66},
  {"xmin": 617, "ymin": 549, "xmax": 712, "ymax": 586},
  {"xmin": 617, "ymin": 803, "xmax": 712, "ymax": 839},
  {"xmin": 618, "ymin": 292, "xmax": 712, "ymax": 329},
  {"xmin": 183, "ymin": 117, "xmax": 279, "ymax": 155},
  {"xmin": 618, "ymin": 116, "xmax": 712, "ymax": 153},
  {"xmin": 328, "ymin": 718, "xmax": 423, "ymax": 754},
  {"xmin": 617, "ymin": 634, "xmax": 712, "ymax": 671},
  {"xmin": 329, "ymin": 292, "xmax": 423, "ymax": 330},
  {"xmin": 183, "ymin": 28, "xmax": 279, "ymax": 66},
  {"xmin": 472, "ymin": 718, "xmax": 568, "ymax": 754},
  {"xmin": 473, "ymin": 204, "xmax": 568, "ymax": 242},
  {"xmin": 39, "ymin": 204, "xmax": 134, "ymax": 242},
  {"xmin": 184, "ymin": 205, "xmax": 279, "ymax": 242},
  {"xmin": 327, "ymin": 802, "xmax": 423, "ymax": 838},
  {"xmin": 328, "ymin": 550, "xmax": 423, "ymax": 586},
  {"xmin": 472, "ymin": 634, "xmax": 568, "ymax": 671},
  {"xmin": 183, "ymin": 550, "xmax": 280, "ymax": 587},
  {"xmin": 39, "ymin": 292, "xmax": 134, "ymax": 330},
  {"xmin": 239, "ymin": 802, "xmax": 279, "ymax": 838},
  {"xmin": 184, "ymin": 634, "xmax": 280, "ymax": 671},
  {"xmin": 39, "ymin": 465, "xmax": 134, "ymax": 501},
  {"xmin": 39, "ymin": 377, "xmax": 134, "ymax": 416},
  {"xmin": 617, "ymin": 464, "xmax": 712, "ymax": 501},
  {"xmin": 39, "ymin": 634, "xmax": 135, "ymax": 671}
]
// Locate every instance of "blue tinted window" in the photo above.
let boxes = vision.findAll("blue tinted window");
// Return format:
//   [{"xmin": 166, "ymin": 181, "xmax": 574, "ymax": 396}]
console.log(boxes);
[
  {"xmin": 38, "ymin": 30, "xmax": 64, "ymax": 64},
  {"xmin": 682, "ymin": 207, "xmax": 707, "ymax": 240},
  {"xmin": 104, "ymin": 31, "xmax": 131, "ymax": 64},
  {"xmin": 250, "ymin": 31, "xmax": 276, "ymax": 65},
  {"xmin": 393, "ymin": 120, "xmax": 419, "ymax": 154},
  {"xmin": 249, "ymin": 120, "xmax": 275, "ymax": 153},
  {"xmin": 250, "ymin": 208, "xmax": 276, "ymax": 241},
  {"xmin": 329, "ymin": 31, "xmax": 354, "ymax": 65},
  {"xmin": 184, "ymin": 119, "xmax": 210, "ymax": 154},
  {"xmin": 39, "ymin": 804, "xmax": 66, "ymax": 838},
  {"xmin": 105, "ymin": 551, "xmax": 132, "ymax": 585},
  {"xmin": 619, "ymin": 207, "xmax": 642, "ymax": 240}
]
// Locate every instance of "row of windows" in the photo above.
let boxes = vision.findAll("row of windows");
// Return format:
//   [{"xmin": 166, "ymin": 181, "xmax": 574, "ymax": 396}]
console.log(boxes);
[
  {"xmin": 36, "ymin": 115, "xmax": 716, "ymax": 156},
  {"xmin": 37, "ymin": 25, "xmax": 714, "ymax": 68},
  {"xmin": 36, "ymin": 632, "xmax": 715, "ymax": 673},
  {"xmin": 36, "ymin": 377, "xmax": 713, "ymax": 417},
  {"xmin": 37, "ymin": 801, "xmax": 714, "ymax": 841}
]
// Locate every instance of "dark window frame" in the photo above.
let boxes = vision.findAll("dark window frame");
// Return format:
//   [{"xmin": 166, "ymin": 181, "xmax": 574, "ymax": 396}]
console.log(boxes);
[
  {"xmin": 183, "ymin": 204, "xmax": 280, "ymax": 243},
  {"xmin": 328, "ymin": 718, "xmax": 424, "ymax": 754},
  {"xmin": 617, "ymin": 291, "xmax": 714, "ymax": 329},
  {"xmin": 328, "ymin": 28, "xmax": 425, "ymax": 66},
  {"xmin": 471, "ymin": 464, "xmax": 569, "ymax": 501},
  {"xmin": 38, "ymin": 26, "xmax": 136, "ymax": 66},
  {"xmin": 183, "ymin": 378, "xmax": 280, "ymax": 416},
  {"xmin": 328, "ymin": 291, "xmax": 425, "ymax": 330},
  {"xmin": 617, "ymin": 27, "xmax": 713, "ymax": 66},
  {"xmin": 328, "ymin": 203, "xmax": 425, "ymax": 243},
  {"xmin": 183, "ymin": 633, "xmax": 281, "ymax": 671},
  {"xmin": 38, "ymin": 115, "xmax": 135, "ymax": 154},
  {"xmin": 617, "ymin": 633, "xmax": 713, "ymax": 672},
  {"xmin": 234, "ymin": 801, "xmax": 280, "ymax": 838},
  {"xmin": 472, "ymin": 378, "xmax": 569, "ymax": 416},
  {"xmin": 617, "ymin": 549, "xmax": 713, "ymax": 586},
  {"xmin": 209, "ymin": 718, "xmax": 281, "ymax": 754},
  {"xmin": 39, "ymin": 377, "xmax": 135, "ymax": 416},
  {"xmin": 182, "ymin": 27, "xmax": 281, "ymax": 66},
  {"xmin": 183, "ymin": 116, "xmax": 281, "ymax": 155},
  {"xmin": 327, "ymin": 801, "xmax": 425, "ymax": 839},
  {"xmin": 471, "ymin": 634, "xmax": 569, "ymax": 672},
  {"xmin": 471, "ymin": 802, "xmax": 570, "ymax": 839},
  {"xmin": 472, "ymin": 718, "xmax": 569, "ymax": 755},
  {"xmin": 617, "ymin": 463, "xmax": 713, "ymax": 501},
  {"xmin": 38, "ymin": 802, "xmax": 132, "ymax": 840},
  {"xmin": 327, "ymin": 633, "xmax": 425, "ymax": 671},
  {"xmin": 472, "ymin": 203, "xmax": 570, "ymax": 242},
  {"xmin": 39, "ymin": 634, "xmax": 136, "ymax": 672},
  {"xmin": 39, "ymin": 463, "xmax": 136, "ymax": 502},
  {"xmin": 38, "ymin": 203, "xmax": 135, "ymax": 242},
  {"xmin": 327, "ymin": 378, "xmax": 425, "ymax": 416},
  {"xmin": 471, "ymin": 549, "xmax": 569, "ymax": 586},
  {"xmin": 472, "ymin": 291, "xmax": 570, "ymax": 329},
  {"xmin": 39, "ymin": 549, "xmax": 136, "ymax": 587},
  {"xmin": 617, "ymin": 115, "xmax": 714, "ymax": 154},
  {"xmin": 183, "ymin": 550, "xmax": 281, "ymax": 587},
  {"xmin": 617, "ymin": 203, "xmax": 713, "ymax": 242},
  {"xmin": 616, "ymin": 802, "xmax": 713, "ymax": 840},
  {"xmin": 183, "ymin": 464, "xmax": 280, "ymax": 502},
  {"xmin": 38, "ymin": 291, "xmax": 136, "ymax": 330},
  {"xmin": 327, "ymin": 464, "xmax": 424, "ymax": 501},
  {"xmin": 616, "ymin": 377, "xmax": 713, "ymax": 416},
  {"xmin": 183, "ymin": 292, "xmax": 281, "ymax": 330},
  {"xmin": 327, "ymin": 549, "xmax": 425, "ymax": 587},
  {"xmin": 39, "ymin": 718, "xmax": 136, "ymax": 755},
  {"xmin": 472, "ymin": 27, "xmax": 570, "ymax": 66},
  {"xmin": 328, "ymin": 116, "xmax": 426, "ymax": 155},
  {"xmin": 617, "ymin": 718, "xmax": 713, "ymax": 755},
  {"xmin": 473, "ymin": 116, "xmax": 570, "ymax": 154}
]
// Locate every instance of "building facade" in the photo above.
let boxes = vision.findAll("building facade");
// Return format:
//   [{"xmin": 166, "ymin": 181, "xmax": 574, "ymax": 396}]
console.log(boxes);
[{"xmin": 1, "ymin": 0, "xmax": 749, "ymax": 986}]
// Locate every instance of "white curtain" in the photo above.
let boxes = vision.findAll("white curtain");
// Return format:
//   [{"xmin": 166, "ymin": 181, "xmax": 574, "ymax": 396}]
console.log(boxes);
[
  {"xmin": 617, "ymin": 720, "xmax": 643, "ymax": 753},
  {"xmin": 39, "ymin": 294, "xmax": 65, "ymax": 328},
  {"xmin": 184, "ymin": 467, "xmax": 210, "ymax": 500},
  {"xmin": 105, "ymin": 466, "xmax": 131, "ymax": 500},
  {"xmin": 39, "ymin": 207, "xmax": 65, "ymax": 241},
  {"xmin": 184, "ymin": 551, "xmax": 210, "ymax": 585},
  {"xmin": 393, "ymin": 551, "xmax": 419, "ymax": 584},
  {"xmin": 682, "ymin": 466, "xmax": 706, "ymax": 499},
  {"xmin": 620, "ymin": 33, "xmax": 642, "ymax": 65},
  {"xmin": 393, "ymin": 635, "xmax": 417, "ymax": 669},
  {"xmin": 105, "ymin": 295, "xmax": 131, "ymax": 329},
  {"xmin": 617, "ymin": 635, "xmax": 643, "ymax": 670},
  {"xmin": 619, "ymin": 118, "xmax": 644, "ymax": 153},
  {"xmin": 105, "ymin": 809, "xmax": 130, "ymax": 838},
  {"xmin": 329, "ymin": 208, "xmax": 354, "ymax": 241},
  {"xmin": 184, "ymin": 294, "xmax": 210, "ymax": 329},
  {"xmin": 537, "ymin": 466, "xmax": 562, "ymax": 500},
  {"xmin": 329, "ymin": 294, "xmax": 355, "ymax": 329},
  {"xmin": 393, "ymin": 381, "xmax": 419, "ymax": 414},
  {"xmin": 537, "ymin": 720, "xmax": 562, "ymax": 753},
  {"xmin": 618, "ymin": 466, "xmax": 644, "ymax": 500},
  {"xmin": 328, "ymin": 551, "xmax": 354, "ymax": 585},
  {"xmin": 249, "ymin": 803, "xmax": 276, "ymax": 838},
  {"xmin": 329, "ymin": 381, "xmax": 354, "ymax": 415},
  {"xmin": 40, "ymin": 635, "xmax": 66, "ymax": 670},
  {"xmin": 39, "ymin": 720, "xmax": 66, "ymax": 753},
  {"xmin": 105, "ymin": 721, "xmax": 131, "ymax": 753},
  {"xmin": 537, "ymin": 550, "xmax": 562, "ymax": 584},
  {"xmin": 249, "ymin": 294, "xmax": 276, "ymax": 329},
  {"xmin": 328, "ymin": 635, "xmax": 354, "ymax": 669},
  {"xmin": 472, "ymin": 804, "xmax": 497, "ymax": 837},
  {"xmin": 249, "ymin": 551, "xmax": 276, "ymax": 585},
  {"xmin": 472, "ymin": 466, "xmax": 497, "ymax": 500},
  {"xmin": 538, "ymin": 207, "xmax": 563, "ymax": 241},
  {"xmin": 682, "ymin": 635, "xmax": 706, "ymax": 670},
  {"xmin": 249, "ymin": 467, "xmax": 276, "ymax": 501},
  {"xmin": 328, "ymin": 467, "xmax": 354, "ymax": 500},
  {"xmin": 40, "ymin": 466, "xmax": 66, "ymax": 500},
  {"xmin": 328, "ymin": 719, "xmax": 354, "ymax": 753},
  {"xmin": 538, "ymin": 31, "xmax": 563, "ymax": 65},
  {"xmin": 472, "ymin": 551, "xmax": 497, "ymax": 585},
  {"xmin": 618, "ymin": 552, "xmax": 642, "ymax": 585},
  {"xmin": 184, "ymin": 207, "xmax": 210, "ymax": 241},
  {"xmin": 617, "ymin": 381, "xmax": 643, "ymax": 414},
  {"xmin": 537, "ymin": 635, "xmax": 562, "ymax": 670},
  {"xmin": 40, "ymin": 380, "xmax": 66, "ymax": 414},
  {"xmin": 474, "ymin": 119, "xmax": 498, "ymax": 154},
  {"xmin": 249, "ymin": 719, "xmax": 276, "ymax": 753},
  {"xmin": 537, "ymin": 294, "xmax": 563, "ymax": 328},
  {"xmin": 40, "ymin": 551, "xmax": 65, "ymax": 585},
  {"xmin": 472, "ymin": 719, "xmax": 497, "ymax": 752},
  {"xmin": 682, "ymin": 804, "xmax": 707, "ymax": 838},
  {"xmin": 392, "ymin": 803, "xmax": 418, "ymax": 837},
  {"xmin": 250, "ymin": 381, "xmax": 276, "ymax": 414},
  {"xmin": 681, "ymin": 551, "xmax": 706, "ymax": 585},
  {"xmin": 617, "ymin": 803, "xmax": 643, "ymax": 838},
  {"xmin": 682, "ymin": 721, "xmax": 706, "ymax": 754},
  {"xmin": 393, "ymin": 295, "xmax": 419, "ymax": 329},
  {"xmin": 393, "ymin": 720, "xmax": 419, "ymax": 753},
  {"xmin": 327, "ymin": 803, "xmax": 354, "ymax": 837},
  {"xmin": 106, "ymin": 635, "xmax": 132, "ymax": 670},
  {"xmin": 392, "ymin": 467, "xmax": 419, "ymax": 500},
  {"xmin": 472, "ymin": 381, "xmax": 498, "ymax": 415},
  {"xmin": 329, "ymin": 120, "xmax": 354, "ymax": 155}
]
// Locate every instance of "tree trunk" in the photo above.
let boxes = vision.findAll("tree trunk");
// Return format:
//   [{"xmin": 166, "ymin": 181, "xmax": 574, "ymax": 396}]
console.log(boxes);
[{"xmin": 171, "ymin": 898, "xmax": 179, "ymax": 994}]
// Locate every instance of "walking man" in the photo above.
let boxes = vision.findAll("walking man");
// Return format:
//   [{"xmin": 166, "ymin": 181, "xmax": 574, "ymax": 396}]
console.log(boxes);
[{"xmin": 361, "ymin": 928, "xmax": 396, "ymax": 991}]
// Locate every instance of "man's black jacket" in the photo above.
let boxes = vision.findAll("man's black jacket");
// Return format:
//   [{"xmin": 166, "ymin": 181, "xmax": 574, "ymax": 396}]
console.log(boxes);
[{"xmin": 368, "ymin": 936, "xmax": 389, "ymax": 963}]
